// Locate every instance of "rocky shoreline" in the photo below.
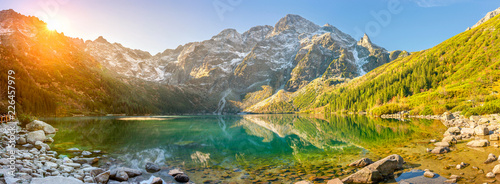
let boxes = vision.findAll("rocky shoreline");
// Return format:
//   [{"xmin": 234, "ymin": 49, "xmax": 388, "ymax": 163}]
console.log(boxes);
[{"xmin": 0, "ymin": 120, "xmax": 191, "ymax": 184}]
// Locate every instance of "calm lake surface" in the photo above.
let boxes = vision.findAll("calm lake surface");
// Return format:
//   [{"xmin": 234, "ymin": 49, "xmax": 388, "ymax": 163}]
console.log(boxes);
[{"xmin": 42, "ymin": 114, "xmax": 446, "ymax": 183}]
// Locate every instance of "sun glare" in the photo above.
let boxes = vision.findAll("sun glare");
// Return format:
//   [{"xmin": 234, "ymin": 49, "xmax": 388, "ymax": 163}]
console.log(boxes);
[{"xmin": 46, "ymin": 21, "xmax": 59, "ymax": 31}]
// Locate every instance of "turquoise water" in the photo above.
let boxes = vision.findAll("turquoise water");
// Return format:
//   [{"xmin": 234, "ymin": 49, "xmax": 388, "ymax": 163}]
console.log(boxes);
[{"xmin": 42, "ymin": 114, "xmax": 445, "ymax": 183}]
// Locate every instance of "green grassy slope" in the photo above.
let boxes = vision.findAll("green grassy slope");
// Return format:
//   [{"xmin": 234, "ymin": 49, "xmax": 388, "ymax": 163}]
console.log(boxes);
[{"xmin": 314, "ymin": 14, "xmax": 500, "ymax": 116}]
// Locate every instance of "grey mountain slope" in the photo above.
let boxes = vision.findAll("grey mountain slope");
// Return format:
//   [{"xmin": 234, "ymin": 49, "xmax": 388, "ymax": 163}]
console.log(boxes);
[{"xmin": 84, "ymin": 14, "xmax": 408, "ymax": 113}]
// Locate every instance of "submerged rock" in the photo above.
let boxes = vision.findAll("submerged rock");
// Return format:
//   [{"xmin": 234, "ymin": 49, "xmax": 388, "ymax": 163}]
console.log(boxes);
[
  {"xmin": 348, "ymin": 158, "xmax": 374, "ymax": 168},
  {"xmin": 31, "ymin": 176, "xmax": 83, "ymax": 184},
  {"xmin": 145, "ymin": 162, "xmax": 161, "ymax": 173},
  {"xmin": 484, "ymin": 153, "xmax": 497, "ymax": 164},
  {"xmin": 342, "ymin": 154, "xmax": 404, "ymax": 183},
  {"xmin": 466, "ymin": 139, "xmax": 489, "ymax": 147}
]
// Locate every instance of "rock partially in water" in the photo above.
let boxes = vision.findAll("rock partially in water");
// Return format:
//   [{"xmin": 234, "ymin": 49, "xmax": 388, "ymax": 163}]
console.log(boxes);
[
  {"xmin": 424, "ymin": 171, "xmax": 435, "ymax": 178},
  {"xmin": 484, "ymin": 153, "xmax": 497, "ymax": 164},
  {"xmin": 31, "ymin": 176, "xmax": 83, "ymax": 184},
  {"xmin": 145, "ymin": 162, "xmax": 161, "ymax": 173},
  {"xmin": 152, "ymin": 177, "xmax": 163, "ymax": 184},
  {"xmin": 94, "ymin": 171, "xmax": 110, "ymax": 184},
  {"xmin": 460, "ymin": 128, "xmax": 474, "ymax": 135},
  {"xmin": 174, "ymin": 174, "xmax": 190, "ymax": 183},
  {"xmin": 342, "ymin": 154, "xmax": 404, "ymax": 183},
  {"xmin": 81, "ymin": 151, "xmax": 92, "ymax": 156},
  {"xmin": 493, "ymin": 164, "xmax": 500, "ymax": 174},
  {"xmin": 114, "ymin": 170, "xmax": 129, "ymax": 181},
  {"xmin": 34, "ymin": 141, "xmax": 51, "ymax": 150},
  {"xmin": 431, "ymin": 146, "xmax": 450, "ymax": 154},
  {"xmin": 466, "ymin": 139, "xmax": 489, "ymax": 147},
  {"xmin": 110, "ymin": 167, "xmax": 142, "ymax": 181},
  {"xmin": 72, "ymin": 157, "xmax": 99, "ymax": 165},
  {"xmin": 444, "ymin": 127, "xmax": 460, "ymax": 135},
  {"xmin": 294, "ymin": 181, "xmax": 313, "ymax": 184},
  {"xmin": 442, "ymin": 136, "xmax": 457, "ymax": 144},
  {"xmin": 490, "ymin": 134, "xmax": 499, "ymax": 141},
  {"xmin": 168, "ymin": 169, "xmax": 185, "ymax": 176},
  {"xmin": 348, "ymin": 158, "xmax": 373, "ymax": 168},
  {"xmin": 26, "ymin": 120, "xmax": 56, "ymax": 134},
  {"xmin": 26, "ymin": 130, "xmax": 46, "ymax": 144},
  {"xmin": 396, "ymin": 169, "xmax": 447, "ymax": 184},
  {"xmin": 486, "ymin": 172, "xmax": 495, "ymax": 178},
  {"xmin": 434, "ymin": 142, "xmax": 450, "ymax": 147},
  {"xmin": 327, "ymin": 178, "xmax": 344, "ymax": 184}
]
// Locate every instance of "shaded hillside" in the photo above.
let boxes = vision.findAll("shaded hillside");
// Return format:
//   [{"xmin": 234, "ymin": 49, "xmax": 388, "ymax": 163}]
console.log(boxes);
[{"xmin": 0, "ymin": 9, "xmax": 209, "ymax": 116}]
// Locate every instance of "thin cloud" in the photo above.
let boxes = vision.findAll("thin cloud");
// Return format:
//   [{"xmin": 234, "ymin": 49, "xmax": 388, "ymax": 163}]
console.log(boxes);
[{"xmin": 412, "ymin": 0, "xmax": 468, "ymax": 8}]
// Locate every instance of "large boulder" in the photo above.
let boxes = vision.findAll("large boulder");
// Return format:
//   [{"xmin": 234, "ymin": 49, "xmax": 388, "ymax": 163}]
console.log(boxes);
[
  {"xmin": 94, "ymin": 171, "xmax": 110, "ymax": 184},
  {"xmin": 34, "ymin": 141, "xmax": 51, "ymax": 150},
  {"xmin": 110, "ymin": 167, "xmax": 142, "ymax": 180},
  {"xmin": 466, "ymin": 139, "xmax": 489, "ymax": 147},
  {"xmin": 460, "ymin": 128, "xmax": 474, "ymax": 135},
  {"xmin": 431, "ymin": 147, "xmax": 450, "ymax": 154},
  {"xmin": 26, "ymin": 130, "xmax": 46, "ymax": 144},
  {"xmin": 26, "ymin": 120, "xmax": 56, "ymax": 134},
  {"xmin": 442, "ymin": 112, "xmax": 454, "ymax": 121},
  {"xmin": 349, "ymin": 158, "xmax": 374, "ymax": 168},
  {"xmin": 474, "ymin": 125, "xmax": 489, "ymax": 136},
  {"xmin": 31, "ymin": 176, "xmax": 83, "ymax": 184},
  {"xmin": 434, "ymin": 142, "xmax": 450, "ymax": 147},
  {"xmin": 342, "ymin": 154, "xmax": 404, "ymax": 183},
  {"xmin": 490, "ymin": 134, "xmax": 499, "ymax": 141},
  {"xmin": 442, "ymin": 136, "xmax": 457, "ymax": 144},
  {"xmin": 493, "ymin": 164, "xmax": 500, "ymax": 174}
]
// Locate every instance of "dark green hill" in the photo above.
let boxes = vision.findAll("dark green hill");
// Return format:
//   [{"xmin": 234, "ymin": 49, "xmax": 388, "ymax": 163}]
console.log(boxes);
[{"xmin": 0, "ymin": 10, "xmax": 209, "ymax": 116}]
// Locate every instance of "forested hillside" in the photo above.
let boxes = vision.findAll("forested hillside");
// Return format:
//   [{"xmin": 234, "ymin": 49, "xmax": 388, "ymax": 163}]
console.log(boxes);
[
  {"xmin": 312, "ymin": 13, "xmax": 500, "ymax": 116},
  {"xmin": 0, "ymin": 10, "xmax": 209, "ymax": 116}
]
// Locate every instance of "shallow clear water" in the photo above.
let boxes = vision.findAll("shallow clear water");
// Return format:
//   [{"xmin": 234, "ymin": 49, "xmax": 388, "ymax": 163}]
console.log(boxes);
[{"xmin": 41, "ymin": 114, "xmax": 445, "ymax": 183}]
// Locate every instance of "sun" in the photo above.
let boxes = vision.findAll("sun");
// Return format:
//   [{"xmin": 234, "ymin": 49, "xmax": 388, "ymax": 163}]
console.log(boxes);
[{"xmin": 46, "ymin": 21, "xmax": 60, "ymax": 31}]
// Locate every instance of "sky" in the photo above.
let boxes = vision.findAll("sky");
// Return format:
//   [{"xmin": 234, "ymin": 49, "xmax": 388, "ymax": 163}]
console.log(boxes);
[{"xmin": 1, "ymin": 0, "xmax": 500, "ymax": 54}]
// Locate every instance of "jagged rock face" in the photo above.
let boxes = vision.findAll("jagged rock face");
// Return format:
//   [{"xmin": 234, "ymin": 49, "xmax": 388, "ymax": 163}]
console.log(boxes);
[
  {"xmin": 85, "ymin": 37, "xmax": 158, "ymax": 80},
  {"xmin": 470, "ymin": 7, "xmax": 500, "ymax": 29},
  {"xmin": 84, "ymin": 14, "xmax": 408, "ymax": 112}
]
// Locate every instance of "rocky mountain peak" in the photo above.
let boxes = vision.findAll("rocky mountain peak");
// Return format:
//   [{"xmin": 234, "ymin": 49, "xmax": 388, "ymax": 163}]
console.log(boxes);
[
  {"xmin": 357, "ymin": 33, "xmax": 379, "ymax": 52},
  {"xmin": 0, "ymin": 9, "xmax": 22, "ymax": 21},
  {"xmin": 470, "ymin": 7, "xmax": 500, "ymax": 29},
  {"xmin": 360, "ymin": 33, "xmax": 371, "ymax": 44},
  {"xmin": 94, "ymin": 36, "xmax": 109, "ymax": 43},
  {"xmin": 211, "ymin": 28, "xmax": 243, "ymax": 43},
  {"xmin": 272, "ymin": 14, "xmax": 320, "ymax": 35}
]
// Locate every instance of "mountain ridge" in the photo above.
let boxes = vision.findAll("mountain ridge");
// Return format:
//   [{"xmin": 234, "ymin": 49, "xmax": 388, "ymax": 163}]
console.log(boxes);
[{"xmin": 0, "ymin": 10, "xmax": 408, "ymax": 115}]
